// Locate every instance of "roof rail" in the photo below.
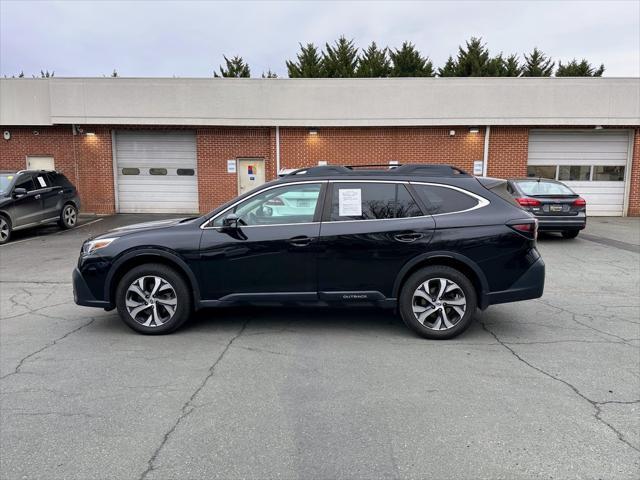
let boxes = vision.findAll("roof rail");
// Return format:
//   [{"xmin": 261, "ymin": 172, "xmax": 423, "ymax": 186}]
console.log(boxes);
[{"xmin": 284, "ymin": 164, "xmax": 469, "ymax": 177}]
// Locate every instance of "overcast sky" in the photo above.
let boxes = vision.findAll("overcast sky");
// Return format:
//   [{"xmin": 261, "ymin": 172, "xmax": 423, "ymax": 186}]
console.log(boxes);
[{"xmin": 1, "ymin": 0, "xmax": 638, "ymax": 78}]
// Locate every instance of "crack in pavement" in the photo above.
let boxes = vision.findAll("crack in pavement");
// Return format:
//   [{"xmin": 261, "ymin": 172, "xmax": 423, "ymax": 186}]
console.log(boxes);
[
  {"xmin": 138, "ymin": 318, "xmax": 251, "ymax": 480},
  {"xmin": 481, "ymin": 322, "xmax": 640, "ymax": 454},
  {"xmin": 0, "ymin": 318, "xmax": 96, "ymax": 381}
]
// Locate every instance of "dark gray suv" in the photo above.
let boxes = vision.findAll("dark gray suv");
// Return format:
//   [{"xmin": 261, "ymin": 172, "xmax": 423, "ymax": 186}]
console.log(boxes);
[{"xmin": 0, "ymin": 170, "xmax": 81, "ymax": 244}]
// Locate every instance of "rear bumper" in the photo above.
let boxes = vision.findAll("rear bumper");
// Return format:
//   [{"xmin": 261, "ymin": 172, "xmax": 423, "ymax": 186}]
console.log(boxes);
[
  {"xmin": 486, "ymin": 257, "xmax": 545, "ymax": 306},
  {"xmin": 536, "ymin": 214, "xmax": 586, "ymax": 231},
  {"xmin": 73, "ymin": 267, "xmax": 111, "ymax": 308}
]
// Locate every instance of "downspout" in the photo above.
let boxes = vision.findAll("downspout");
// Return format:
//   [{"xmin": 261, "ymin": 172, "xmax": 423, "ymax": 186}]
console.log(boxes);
[
  {"xmin": 482, "ymin": 126, "xmax": 491, "ymax": 177},
  {"xmin": 275, "ymin": 126, "xmax": 281, "ymax": 176}
]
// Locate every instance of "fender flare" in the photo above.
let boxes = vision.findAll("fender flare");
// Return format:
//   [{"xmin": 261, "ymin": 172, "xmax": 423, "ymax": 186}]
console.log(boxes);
[
  {"xmin": 392, "ymin": 251, "xmax": 490, "ymax": 306},
  {"xmin": 105, "ymin": 248, "xmax": 201, "ymax": 307}
]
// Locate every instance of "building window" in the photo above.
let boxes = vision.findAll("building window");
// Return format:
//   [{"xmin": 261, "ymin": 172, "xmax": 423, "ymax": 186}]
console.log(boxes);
[
  {"xmin": 558, "ymin": 165, "xmax": 591, "ymax": 181},
  {"xmin": 149, "ymin": 168, "xmax": 167, "ymax": 176},
  {"xmin": 527, "ymin": 166, "xmax": 557, "ymax": 180},
  {"xmin": 593, "ymin": 166, "xmax": 625, "ymax": 181},
  {"xmin": 121, "ymin": 168, "xmax": 140, "ymax": 175},
  {"xmin": 177, "ymin": 168, "xmax": 195, "ymax": 176}
]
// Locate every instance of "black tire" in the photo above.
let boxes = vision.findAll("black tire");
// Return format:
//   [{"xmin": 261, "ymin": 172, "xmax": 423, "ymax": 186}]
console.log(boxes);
[
  {"xmin": 58, "ymin": 203, "xmax": 78, "ymax": 229},
  {"xmin": 115, "ymin": 263, "xmax": 192, "ymax": 334},
  {"xmin": 0, "ymin": 215, "xmax": 11, "ymax": 245},
  {"xmin": 561, "ymin": 229, "xmax": 580, "ymax": 239},
  {"xmin": 399, "ymin": 266, "xmax": 477, "ymax": 340}
]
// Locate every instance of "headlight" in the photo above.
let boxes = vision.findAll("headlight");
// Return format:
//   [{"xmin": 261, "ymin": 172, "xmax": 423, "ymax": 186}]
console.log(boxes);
[{"xmin": 82, "ymin": 237, "xmax": 117, "ymax": 255}]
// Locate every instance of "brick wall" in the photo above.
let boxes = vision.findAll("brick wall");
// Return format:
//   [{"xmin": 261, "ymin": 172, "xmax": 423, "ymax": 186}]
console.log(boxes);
[
  {"xmin": 487, "ymin": 127, "xmax": 529, "ymax": 178},
  {"xmin": 196, "ymin": 127, "xmax": 272, "ymax": 212},
  {"xmin": 0, "ymin": 126, "xmax": 115, "ymax": 214},
  {"xmin": 279, "ymin": 127, "xmax": 486, "ymax": 173},
  {"xmin": 628, "ymin": 128, "xmax": 640, "ymax": 217}
]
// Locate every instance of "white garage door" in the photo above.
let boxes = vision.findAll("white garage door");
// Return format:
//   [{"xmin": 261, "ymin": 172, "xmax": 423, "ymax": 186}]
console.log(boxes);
[
  {"xmin": 115, "ymin": 131, "xmax": 199, "ymax": 213},
  {"xmin": 528, "ymin": 130, "xmax": 631, "ymax": 216}
]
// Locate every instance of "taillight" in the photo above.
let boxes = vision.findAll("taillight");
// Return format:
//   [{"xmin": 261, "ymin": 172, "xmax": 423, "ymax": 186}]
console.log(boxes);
[
  {"xmin": 508, "ymin": 220, "xmax": 538, "ymax": 240},
  {"xmin": 265, "ymin": 197, "xmax": 285, "ymax": 206},
  {"xmin": 516, "ymin": 197, "xmax": 541, "ymax": 207},
  {"xmin": 573, "ymin": 197, "xmax": 586, "ymax": 207}
]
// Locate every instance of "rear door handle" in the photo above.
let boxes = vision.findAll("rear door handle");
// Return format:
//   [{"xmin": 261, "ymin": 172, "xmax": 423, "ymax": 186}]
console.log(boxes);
[
  {"xmin": 34, "ymin": 194, "xmax": 41, "ymax": 199},
  {"xmin": 394, "ymin": 233, "xmax": 424, "ymax": 243},
  {"xmin": 288, "ymin": 235, "xmax": 314, "ymax": 247}
]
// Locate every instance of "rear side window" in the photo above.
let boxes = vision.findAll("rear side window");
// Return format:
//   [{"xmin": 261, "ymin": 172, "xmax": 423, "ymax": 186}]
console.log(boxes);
[
  {"xmin": 47, "ymin": 172, "xmax": 74, "ymax": 188},
  {"xmin": 33, "ymin": 174, "xmax": 50, "ymax": 189},
  {"xmin": 413, "ymin": 185, "xmax": 479, "ymax": 215},
  {"xmin": 329, "ymin": 183, "xmax": 423, "ymax": 221}
]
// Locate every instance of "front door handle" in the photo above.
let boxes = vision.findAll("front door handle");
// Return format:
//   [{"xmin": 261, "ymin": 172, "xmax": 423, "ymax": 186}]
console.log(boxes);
[
  {"xmin": 34, "ymin": 194, "xmax": 41, "ymax": 200},
  {"xmin": 394, "ymin": 232, "xmax": 424, "ymax": 243},
  {"xmin": 288, "ymin": 235, "xmax": 314, "ymax": 247}
]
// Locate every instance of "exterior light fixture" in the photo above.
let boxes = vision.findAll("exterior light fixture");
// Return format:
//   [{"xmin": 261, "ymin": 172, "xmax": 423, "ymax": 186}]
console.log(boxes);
[
  {"xmin": 317, "ymin": 160, "xmax": 327, "ymax": 166},
  {"xmin": 85, "ymin": 132, "xmax": 96, "ymax": 136},
  {"xmin": 449, "ymin": 130, "xmax": 456, "ymax": 136},
  {"xmin": 308, "ymin": 128, "xmax": 318, "ymax": 135},
  {"xmin": 469, "ymin": 127, "xmax": 480, "ymax": 134},
  {"xmin": 594, "ymin": 125, "xmax": 604, "ymax": 130}
]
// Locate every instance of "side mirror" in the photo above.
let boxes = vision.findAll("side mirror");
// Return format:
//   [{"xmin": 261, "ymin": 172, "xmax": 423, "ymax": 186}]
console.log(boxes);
[
  {"xmin": 222, "ymin": 213, "xmax": 239, "ymax": 228},
  {"xmin": 13, "ymin": 187, "xmax": 27, "ymax": 198}
]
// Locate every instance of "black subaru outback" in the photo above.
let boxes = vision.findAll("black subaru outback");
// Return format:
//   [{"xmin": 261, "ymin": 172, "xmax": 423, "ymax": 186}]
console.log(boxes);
[
  {"xmin": 73, "ymin": 164, "xmax": 545, "ymax": 339},
  {"xmin": 0, "ymin": 170, "xmax": 81, "ymax": 244}
]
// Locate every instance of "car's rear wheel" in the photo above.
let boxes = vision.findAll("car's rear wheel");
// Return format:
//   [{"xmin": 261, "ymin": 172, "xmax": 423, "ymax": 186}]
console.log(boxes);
[
  {"xmin": 58, "ymin": 204, "xmax": 78, "ymax": 229},
  {"xmin": 0, "ymin": 216, "xmax": 11, "ymax": 245},
  {"xmin": 561, "ymin": 229, "xmax": 580, "ymax": 239},
  {"xmin": 115, "ymin": 264, "xmax": 192, "ymax": 334},
  {"xmin": 399, "ymin": 266, "xmax": 477, "ymax": 340}
]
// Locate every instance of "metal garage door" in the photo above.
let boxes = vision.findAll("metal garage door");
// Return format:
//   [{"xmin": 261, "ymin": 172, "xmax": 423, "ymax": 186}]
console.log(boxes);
[
  {"xmin": 528, "ymin": 130, "xmax": 631, "ymax": 216},
  {"xmin": 115, "ymin": 131, "xmax": 199, "ymax": 213}
]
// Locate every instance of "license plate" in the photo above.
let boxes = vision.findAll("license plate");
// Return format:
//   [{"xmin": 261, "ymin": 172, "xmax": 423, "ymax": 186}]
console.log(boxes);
[{"xmin": 550, "ymin": 205, "xmax": 563, "ymax": 212}]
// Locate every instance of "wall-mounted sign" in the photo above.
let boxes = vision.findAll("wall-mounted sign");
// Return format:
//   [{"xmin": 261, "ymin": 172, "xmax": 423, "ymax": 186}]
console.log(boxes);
[
  {"xmin": 473, "ymin": 160, "xmax": 483, "ymax": 176},
  {"xmin": 227, "ymin": 160, "xmax": 237, "ymax": 173}
]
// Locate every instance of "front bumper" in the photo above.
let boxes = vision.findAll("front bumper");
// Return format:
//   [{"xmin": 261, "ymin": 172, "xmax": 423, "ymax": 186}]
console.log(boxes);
[
  {"xmin": 73, "ymin": 267, "xmax": 111, "ymax": 308},
  {"xmin": 486, "ymin": 256, "xmax": 545, "ymax": 306}
]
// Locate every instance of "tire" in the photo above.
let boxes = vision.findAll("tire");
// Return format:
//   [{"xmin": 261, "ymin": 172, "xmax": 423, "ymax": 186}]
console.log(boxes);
[
  {"xmin": 58, "ymin": 203, "xmax": 78, "ymax": 229},
  {"xmin": 399, "ymin": 266, "xmax": 477, "ymax": 340},
  {"xmin": 0, "ymin": 215, "xmax": 11, "ymax": 245},
  {"xmin": 561, "ymin": 230, "xmax": 580, "ymax": 239},
  {"xmin": 115, "ymin": 264, "xmax": 192, "ymax": 334}
]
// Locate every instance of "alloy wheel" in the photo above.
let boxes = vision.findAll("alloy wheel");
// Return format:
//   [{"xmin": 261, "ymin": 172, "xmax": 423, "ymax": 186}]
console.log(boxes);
[
  {"xmin": 0, "ymin": 218, "xmax": 8, "ymax": 242},
  {"xmin": 63, "ymin": 206, "xmax": 77, "ymax": 227},
  {"xmin": 412, "ymin": 278, "xmax": 466, "ymax": 331},
  {"xmin": 125, "ymin": 276, "xmax": 177, "ymax": 327}
]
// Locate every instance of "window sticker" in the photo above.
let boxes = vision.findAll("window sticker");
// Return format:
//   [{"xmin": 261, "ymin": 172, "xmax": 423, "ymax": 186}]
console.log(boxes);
[
  {"xmin": 339, "ymin": 188, "xmax": 362, "ymax": 216},
  {"xmin": 36, "ymin": 176, "xmax": 46, "ymax": 188}
]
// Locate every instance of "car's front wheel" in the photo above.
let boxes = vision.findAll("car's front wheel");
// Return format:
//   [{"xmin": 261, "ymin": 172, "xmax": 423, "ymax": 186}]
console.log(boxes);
[
  {"xmin": 115, "ymin": 264, "xmax": 192, "ymax": 334},
  {"xmin": 399, "ymin": 266, "xmax": 477, "ymax": 340},
  {"xmin": 0, "ymin": 216, "xmax": 11, "ymax": 245},
  {"xmin": 58, "ymin": 204, "xmax": 78, "ymax": 229}
]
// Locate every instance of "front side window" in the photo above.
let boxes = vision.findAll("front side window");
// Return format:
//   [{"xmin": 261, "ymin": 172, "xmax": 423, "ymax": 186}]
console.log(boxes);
[
  {"xmin": 14, "ymin": 175, "xmax": 36, "ymax": 192},
  {"xmin": 413, "ymin": 185, "xmax": 479, "ymax": 215},
  {"xmin": 329, "ymin": 183, "xmax": 422, "ymax": 221},
  {"xmin": 213, "ymin": 183, "xmax": 322, "ymax": 226}
]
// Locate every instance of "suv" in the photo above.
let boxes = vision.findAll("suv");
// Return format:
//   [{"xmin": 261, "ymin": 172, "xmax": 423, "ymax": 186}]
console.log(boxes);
[
  {"xmin": 0, "ymin": 170, "xmax": 81, "ymax": 244},
  {"xmin": 73, "ymin": 164, "xmax": 545, "ymax": 339},
  {"xmin": 506, "ymin": 178, "xmax": 587, "ymax": 239}
]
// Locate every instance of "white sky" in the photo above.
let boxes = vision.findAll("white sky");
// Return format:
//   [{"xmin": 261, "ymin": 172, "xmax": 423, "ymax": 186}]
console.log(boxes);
[{"xmin": 1, "ymin": 0, "xmax": 638, "ymax": 77}]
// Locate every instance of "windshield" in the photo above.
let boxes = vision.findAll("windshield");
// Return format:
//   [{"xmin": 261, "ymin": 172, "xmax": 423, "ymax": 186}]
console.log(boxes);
[
  {"xmin": 0, "ymin": 174, "xmax": 16, "ymax": 194},
  {"xmin": 516, "ymin": 180, "xmax": 575, "ymax": 196}
]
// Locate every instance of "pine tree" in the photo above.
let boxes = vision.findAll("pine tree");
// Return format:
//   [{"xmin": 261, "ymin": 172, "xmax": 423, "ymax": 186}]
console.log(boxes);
[
  {"xmin": 322, "ymin": 36, "xmax": 359, "ymax": 78},
  {"xmin": 522, "ymin": 48, "xmax": 554, "ymax": 76},
  {"xmin": 286, "ymin": 43, "xmax": 324, "ymax": 78},
  {"xmin": 39, "ymin": 70, "xmax": 54, "ymax": 78},
  {"xmin": 214, "ymin": 55, "xmax": 251, "ymax": 78},
  {"xmin": 503, "ymin": 54, "xmax": 522, "ymax": 77},
  {"xmin": 18, "ymin": 71, "xmax": 25, "ymax": 78},
  {"xmin": 356, "ymin": 42, "xmax": 391, "ymax": 77},
  {"xmin": 389, "ymin": 42, "xmax": 434, "ymax": 77},
  {"xmin": 261, "ymin": 69, "xmax": 278, "ymax": 78},
  {"xmin": 455, "ymin": 37, "xmax": 491, "ymax": 76},
  {"xmin": 111, "ymin": 69, "xmax": 118, "ymax": 77},
  {"xmin": 438, "ymin": 56, "xmax": 458, "ymax": 77},
  {"xmin": 556, "ymin": 59, "xmax": 604, "ymax": 76}
]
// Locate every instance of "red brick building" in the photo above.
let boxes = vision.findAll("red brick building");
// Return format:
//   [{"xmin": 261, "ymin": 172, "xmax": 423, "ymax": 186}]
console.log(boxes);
[{"xmin": 1, "ymin": 78, "xmax": 639, "ymax": 216}]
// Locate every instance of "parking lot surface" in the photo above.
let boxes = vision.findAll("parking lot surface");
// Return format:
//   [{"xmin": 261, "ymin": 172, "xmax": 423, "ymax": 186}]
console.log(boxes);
[{"xmin": 1, "ymin": 214, "xmax": 639, "ymax": 479}]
